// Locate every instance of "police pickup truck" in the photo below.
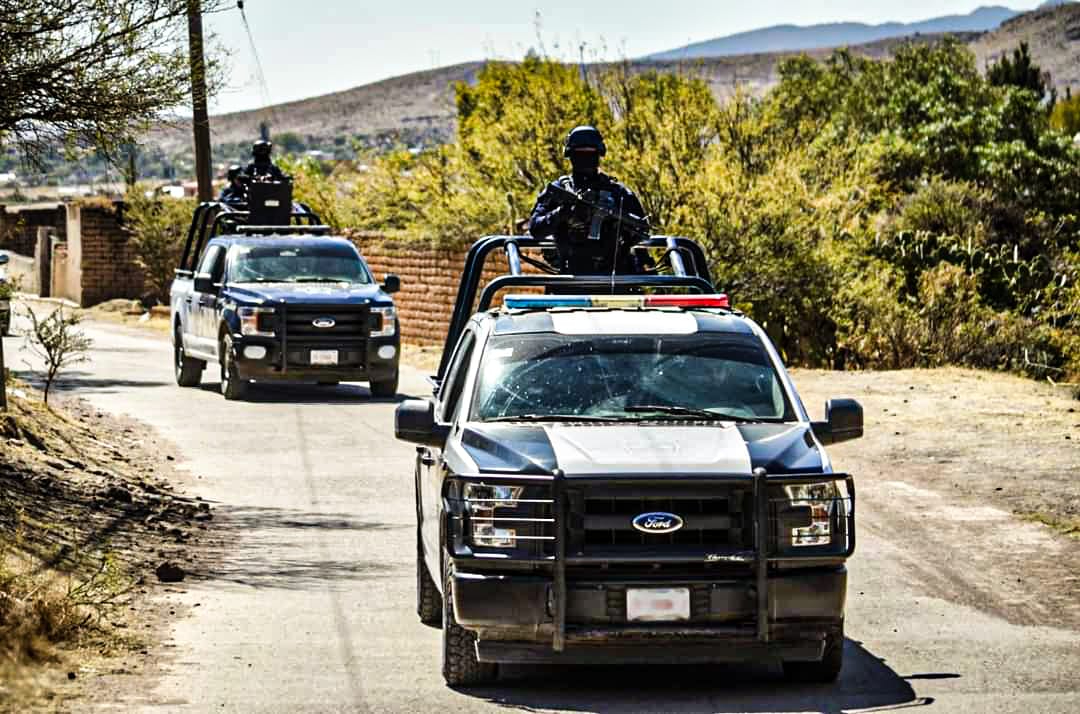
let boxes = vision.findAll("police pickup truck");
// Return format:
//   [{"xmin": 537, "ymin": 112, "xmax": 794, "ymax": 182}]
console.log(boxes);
[
  {"xmin": 396, "ymin": 286, "xmax": 862, "ymax": 686},
  {"xmin": 171, "ymin": 234, "xmax": 400, "ymax": 400}
]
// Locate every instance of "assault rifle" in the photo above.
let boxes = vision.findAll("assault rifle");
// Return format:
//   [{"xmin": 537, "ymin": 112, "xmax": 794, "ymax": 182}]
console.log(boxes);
[{"xmin": 546, "ymin": 181, "xmax": 652, "ymax": 244}]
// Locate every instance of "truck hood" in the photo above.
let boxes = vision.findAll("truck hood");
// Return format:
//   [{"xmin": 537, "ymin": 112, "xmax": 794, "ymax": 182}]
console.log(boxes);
[
  {"xmin": 459, "ymin": 422, "xmax": 824, "ymax": 477},
  {"xmin": 223, "ymin": 282, "xmax": 387, "ymax": 305}
]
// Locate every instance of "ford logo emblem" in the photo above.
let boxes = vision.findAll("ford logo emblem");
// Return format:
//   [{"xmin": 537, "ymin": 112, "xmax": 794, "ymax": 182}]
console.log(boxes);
[
  {"xmin": 312, "ymin": 317, "xmax": 335, "ymax": 328},
  {"xmin": 632, "ymin": 512, "xmax": 684, "ymax": 534}
]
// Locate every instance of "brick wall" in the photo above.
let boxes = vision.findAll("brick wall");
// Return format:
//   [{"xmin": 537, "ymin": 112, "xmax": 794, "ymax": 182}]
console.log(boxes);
[
  {"xmin": 0, "ymin": 204, "xmax": 66, "ymax": 256},
  {"xmin": 75, "ymin": 203, "xmax": 145, "ymax": 306},
  {"xmin": 349, "ymin": 236, "xmax": 539, "ymax": 347}
]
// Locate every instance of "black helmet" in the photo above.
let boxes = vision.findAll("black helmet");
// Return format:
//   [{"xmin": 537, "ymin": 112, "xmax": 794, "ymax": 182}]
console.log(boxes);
[
  {"xmin": 226, "ymin": 164, "xmax": 242, "ymax": 181},
  {"xmin": 253, "ymin": 140, "xmax": 273, "ymax": 159},
  {"xmin": 563, "ymin": 126, "xmax": 606, "ymax": 158}
]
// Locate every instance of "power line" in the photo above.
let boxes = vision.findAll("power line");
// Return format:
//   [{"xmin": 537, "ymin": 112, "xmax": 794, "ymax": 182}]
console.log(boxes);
[{"xmin": 236, "ymin": 1, "xmax": 276, "ymax": 132}]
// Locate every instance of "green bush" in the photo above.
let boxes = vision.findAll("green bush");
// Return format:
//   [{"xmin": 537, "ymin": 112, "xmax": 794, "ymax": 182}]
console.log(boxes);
[
  {"xmin": 123, "ymin": 189, "xmax": 196, "ymax": 305},
  {"xmin": 314, "ymin": 45, "xmax": 1080, "ymax": 380}
]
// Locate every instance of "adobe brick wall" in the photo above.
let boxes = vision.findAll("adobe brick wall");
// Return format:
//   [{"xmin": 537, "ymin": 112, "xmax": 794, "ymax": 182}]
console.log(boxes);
[
  {"xmin": 75, "ymin": 203, "xmax": 145, "ymax": 307},
  {"xmin": 0, "ymin": 204, "xmax": 66, "ymax": 256},
  {"xmin": 349, "ymin": 235, "xmax": 540, "ymax": 347}
]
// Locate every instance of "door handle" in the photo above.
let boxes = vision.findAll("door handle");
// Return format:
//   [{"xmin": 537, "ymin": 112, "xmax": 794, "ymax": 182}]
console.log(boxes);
[
  {"xmin": 419, "ymin": 453, "xmax": 436, "ymax": 467},
  {"xmin": 185, "ymin": 297, "xmax": 193, "ymax": 304}
]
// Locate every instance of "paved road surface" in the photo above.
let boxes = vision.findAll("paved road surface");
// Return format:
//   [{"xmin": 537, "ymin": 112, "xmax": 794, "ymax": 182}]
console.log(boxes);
[{"xmin": 4, "ymin": 315, "xmax": 1078, "ymax": 713}]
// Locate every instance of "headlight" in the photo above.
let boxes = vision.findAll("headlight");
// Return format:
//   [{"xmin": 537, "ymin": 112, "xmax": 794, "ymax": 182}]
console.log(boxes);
[
  {"xmin": 238, "ymin": 306, "xmax": 275, "ymax": 337},
  {"xmin": 782, "ymin": 480, "xmax": 845, "ymax": 547},
  {"xmin": 370, "ymin": 305, "xmax": 396, "ymax": 338},
  {"xmin": 462, "ymin": 482, "xmax": 554, "ymax": 550}
]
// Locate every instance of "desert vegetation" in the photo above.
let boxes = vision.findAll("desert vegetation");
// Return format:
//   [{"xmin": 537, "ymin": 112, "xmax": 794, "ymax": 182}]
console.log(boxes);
[{"xmin": 266, "ymin": 41, "xmax": 1079, "ymax": 381}]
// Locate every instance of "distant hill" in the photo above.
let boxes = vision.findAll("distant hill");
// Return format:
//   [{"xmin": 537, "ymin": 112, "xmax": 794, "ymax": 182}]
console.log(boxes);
[
  {"xmin": 146, "ymin": 4, "xmax": 1080, "ymax": 172},
  {"xmin": 647, "ymin": 6, "xmax": 1018, "ymax": 60},
  {"xmin": 970, "ymin": 3, "xmax": 1080, "ymax": 90}
]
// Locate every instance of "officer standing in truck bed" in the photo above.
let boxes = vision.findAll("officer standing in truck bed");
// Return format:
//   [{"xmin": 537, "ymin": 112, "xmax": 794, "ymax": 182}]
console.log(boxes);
[{"xmin": 528, "ymin": 125, "xmax": 649, "ymax": 274}]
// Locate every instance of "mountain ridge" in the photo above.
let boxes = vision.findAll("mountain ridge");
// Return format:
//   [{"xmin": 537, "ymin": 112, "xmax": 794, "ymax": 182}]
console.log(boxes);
[{"xmin": 646, "ymin": 6, "xmax": 1019, "ymax": 60}]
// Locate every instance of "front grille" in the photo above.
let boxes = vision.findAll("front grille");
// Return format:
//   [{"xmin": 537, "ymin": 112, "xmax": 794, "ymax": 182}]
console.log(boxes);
[
  {"xmin": 283, "ymin": 304, "xmax": 372, "ymax": 346},
  {"xmin": 576, "ymin": 484, "xmax": 754, "ymax": 553},
  {"xmin": 280, "ymin": 304, "xmax": 371, "ymax": 369}
]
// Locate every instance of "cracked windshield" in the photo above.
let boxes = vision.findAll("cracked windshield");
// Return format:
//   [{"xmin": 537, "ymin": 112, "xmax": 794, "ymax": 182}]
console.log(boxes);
[{"xmin": 474, "ymin": 333, "xmax": 793, "ymax": 422}]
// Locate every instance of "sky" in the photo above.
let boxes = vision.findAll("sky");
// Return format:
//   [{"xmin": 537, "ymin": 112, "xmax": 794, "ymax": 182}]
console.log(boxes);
[{"xmin": 203, "ymin": 0, "xmax": 1047, "ymax": 115}]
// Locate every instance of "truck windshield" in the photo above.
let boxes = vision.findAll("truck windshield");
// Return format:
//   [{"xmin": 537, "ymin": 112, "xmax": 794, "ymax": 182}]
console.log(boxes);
[
  {"xmin": 472, "ymin": 332, "xmax": 794, "ymax": 423},
  {"xmin": 228, "ymin": 244, "xmax": 372, "ymax": 284}
]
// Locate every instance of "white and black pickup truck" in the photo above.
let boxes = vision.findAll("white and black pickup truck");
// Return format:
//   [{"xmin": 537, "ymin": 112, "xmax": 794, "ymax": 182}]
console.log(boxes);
[{"xmin": 396, "ymin": 289, "xmax": 862, "ymax": 687}]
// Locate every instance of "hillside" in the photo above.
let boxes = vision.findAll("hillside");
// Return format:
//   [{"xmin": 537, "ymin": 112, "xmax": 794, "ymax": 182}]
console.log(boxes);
[
  {"xmin": 647, "ymin": 5, "xmax": 1017, "ymax": 60},
  {"xmin": 970, "ymin": 3, "xmax": 1080, "ymax": 88},
  {"xmin": 146, "ymin": 34, "xmax": 975, "ymax": 167},
  {"xmin": 141, "ymin": 5, "xmax": 1080, "ymax": 172},
  {"xmin": 147, "ymin": 62, "xmax": 484, "ymax": 159}
]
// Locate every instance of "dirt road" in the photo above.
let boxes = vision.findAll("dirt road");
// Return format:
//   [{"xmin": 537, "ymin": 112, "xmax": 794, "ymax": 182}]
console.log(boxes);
[{"xmin": 5, "ymin": 314, "xmax": 1078, "ymax": 713}]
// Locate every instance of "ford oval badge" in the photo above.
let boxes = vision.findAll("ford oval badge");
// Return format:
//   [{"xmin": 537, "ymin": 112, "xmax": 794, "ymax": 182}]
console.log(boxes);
[
  {"xmin": 312, "ymin": 317, "xmax": 335, "ymax": 329},
  {"xmin": 632, "ymin": 512, "xmax": 684, "ymax": 535}
]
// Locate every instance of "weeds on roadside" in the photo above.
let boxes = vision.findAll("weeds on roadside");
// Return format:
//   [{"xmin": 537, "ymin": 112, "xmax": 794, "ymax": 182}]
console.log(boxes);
[
  {"xmin": 22, "ymin": 306, "xmax": 92, "ymax": 404},
  {"xmin": 0, "ymin": 517, "xmax": 134, "ymax": 668}
]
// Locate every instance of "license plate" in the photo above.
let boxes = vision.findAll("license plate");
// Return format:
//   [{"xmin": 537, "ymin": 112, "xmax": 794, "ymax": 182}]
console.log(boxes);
[
  {"xmin": 309, "ymin": 350, "xmax": 338, "ymax": 366},
  {"xmin": 626, "ymin": 588, "xmax": 691, "ymax": 622}
]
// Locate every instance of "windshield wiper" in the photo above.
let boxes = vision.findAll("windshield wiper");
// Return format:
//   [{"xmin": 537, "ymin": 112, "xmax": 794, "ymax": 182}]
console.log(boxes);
[
  {"xmin": 624, "ymin": 405, "xmax": 775, "ymax": 422},
  {"xmin": 291, "ymin": 277, "xmax": 349, "ymax": 283},
  {"xmin": 484, "ymin": 414, "xmax": 624, "ymax": 423}
]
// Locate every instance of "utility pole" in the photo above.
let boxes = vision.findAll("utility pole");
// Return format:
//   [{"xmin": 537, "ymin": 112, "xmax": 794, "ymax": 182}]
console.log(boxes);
[
  {"xmin": 0, "ymin": 326, "xmax": 7, "ymax": 411},
  {"xmin": 187, "ymin": 0, "xmax": 213, "ymax": 202}
]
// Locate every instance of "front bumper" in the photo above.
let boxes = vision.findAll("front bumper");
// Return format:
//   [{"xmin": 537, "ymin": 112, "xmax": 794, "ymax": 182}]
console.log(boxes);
[
  {"xmin": 449, "ymin": 470, "xmax": 853, "ymax": 665},
  {"xmin": 453, "ymin": 567, "xmax": 846, "ymax": 664},
  {"xmin": 231, "ymin": 333, "xmax": 399, "ymax": 382}
]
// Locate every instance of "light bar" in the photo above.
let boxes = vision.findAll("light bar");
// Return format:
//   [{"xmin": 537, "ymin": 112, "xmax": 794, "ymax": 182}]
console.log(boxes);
[{"xmin": 502, "ymin": 294, "xmax": 730, "ymax": 310}]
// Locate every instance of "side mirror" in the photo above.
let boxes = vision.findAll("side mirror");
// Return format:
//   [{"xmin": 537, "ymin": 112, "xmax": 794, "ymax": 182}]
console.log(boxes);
[
  {"xmin": 812, "ymin": 398, "xmax": 863, "ymax": 445},
  {"xmin": 382, "ymin": 273, "xmax": 401, "ymax": 294},
  {"xmin": 193, "ymin": 273, "xmax": 216, "ymax": 293},
  {"xmin": 395, "ymin": 399, "xmax": 449, "ymax": 446},
  {"xmin": 0, "ymin": 253, "xmax": 9, "ymax": 265}
]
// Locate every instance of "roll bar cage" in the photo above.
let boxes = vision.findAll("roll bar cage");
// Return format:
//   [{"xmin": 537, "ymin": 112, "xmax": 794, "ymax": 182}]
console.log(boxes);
[
  {"xmin": 175, "ymin": 200, "xmax": 326, "ymax": 277},
  {"xmin": 437, "ymin": 235, "xmax": 716, "ymax": 380}
]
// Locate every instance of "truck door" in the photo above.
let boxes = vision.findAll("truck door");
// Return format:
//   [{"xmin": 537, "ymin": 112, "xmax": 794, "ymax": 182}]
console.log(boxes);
[
  {"xmin": 191, "ymin": 245, "xmax": 225, "ymax": 355},
  {"xmin": 422, "ymin": 329, "xmax": 476, "ymax": 561}
]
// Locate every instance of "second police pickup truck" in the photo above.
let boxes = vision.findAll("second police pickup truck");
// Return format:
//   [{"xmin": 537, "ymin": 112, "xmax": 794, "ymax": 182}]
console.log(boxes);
[{"xmin": 170, "ymin": 191, "xmax": 401, "ymax": 400}]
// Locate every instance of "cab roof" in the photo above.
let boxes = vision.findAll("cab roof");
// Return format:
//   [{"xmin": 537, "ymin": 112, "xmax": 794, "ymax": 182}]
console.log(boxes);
[
  {"xmin": 490, "ymin": 309, "xmax": 755, "ymax": 337},
  {"xmin": 207, "ymin": 235, "xmax": 356, "ymax": 250}
]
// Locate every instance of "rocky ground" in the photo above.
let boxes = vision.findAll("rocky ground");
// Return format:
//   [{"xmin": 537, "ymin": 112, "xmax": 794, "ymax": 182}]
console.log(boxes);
[{"xmin": 0, "ymin": 383, "xmax": 215, "ymax": 712}]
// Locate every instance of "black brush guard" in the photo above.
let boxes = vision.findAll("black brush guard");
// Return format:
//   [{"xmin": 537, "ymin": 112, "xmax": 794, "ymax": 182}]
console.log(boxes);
[
  {"xmin": 535, "ymin": 469, "xmax": 856, "ymax": 653},
  {"xmin": 175, "ymin": 201, "xmax": 327, "ymax": 276}
]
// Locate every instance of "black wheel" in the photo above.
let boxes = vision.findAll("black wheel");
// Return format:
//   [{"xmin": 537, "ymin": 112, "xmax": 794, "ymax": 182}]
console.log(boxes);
[
  {"xmin": 370, "ymin": 370, "xmax": 399, "ymax": 398},
  {"xmin": 783, "ymin": 622, "xmax": 844, "ymax": 683},
  {"xmin": 442, "ymin": 557, "xmax": 497, "ymax": 687},
  {"xmin": 219, "ymin": 333, "xmax": 248, "ymax": 401},
  {"xmin": 174, "ymin": 327, "xmax": 204, "ymax": 387},
  {"xmin": 417, "ymin": 531, "xmax": 442, "ymax": 627}
]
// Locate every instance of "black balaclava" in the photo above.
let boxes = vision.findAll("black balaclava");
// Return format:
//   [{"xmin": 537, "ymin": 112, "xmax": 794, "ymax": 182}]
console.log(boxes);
[{"xmin": 570, "ymin": 149, "xmax": 601, "ymax": 185}]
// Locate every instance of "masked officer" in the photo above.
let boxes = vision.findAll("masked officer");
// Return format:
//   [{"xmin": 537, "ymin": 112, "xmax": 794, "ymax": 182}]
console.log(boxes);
[
  {"xmin": 243, "ymin": 140, "xmax": 287, "ymax": 181},
  {"xmin": 528, "ymin": 125, "xmax": 649, "ymax": 273},
  {"xmin": 218, "ymin": 164, "xmax": 246, "ymax": 203}
]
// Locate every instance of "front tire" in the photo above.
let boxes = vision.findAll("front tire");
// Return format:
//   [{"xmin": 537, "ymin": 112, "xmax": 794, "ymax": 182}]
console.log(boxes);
[
  {"xmin": 442, "ymin": 557, "xmax": 497, "ymax": 687},
  {"xmin": 219, "ymin": 333, "xmax": 248, "ymax": 401},
  {"xmin": 783, "ymin": 622, "xmax": 844, "ymax": 683},
  {"xmin": 175, "ymin": 327, "xmax": 204, "ymax": 387},
  {"xmin": 370, "ymin": 370, "xmax": 399, "ymax": 398},
  {"xmin": 417, "ymin": 531, "xmax": 442, "ymax": 627}
]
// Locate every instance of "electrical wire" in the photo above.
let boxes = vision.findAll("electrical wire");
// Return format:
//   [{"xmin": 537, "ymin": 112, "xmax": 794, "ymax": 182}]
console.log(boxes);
[{"xmin": 237, "ymin": 1, "xmax": 277, "ymax": 130}]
